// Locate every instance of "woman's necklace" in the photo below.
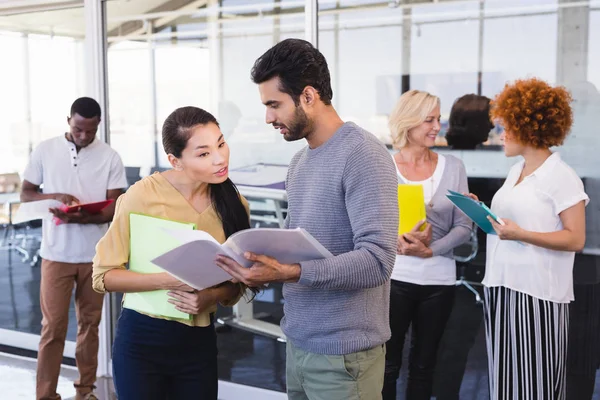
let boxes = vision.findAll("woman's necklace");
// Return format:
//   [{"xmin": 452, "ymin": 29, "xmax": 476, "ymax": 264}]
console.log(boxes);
[{"xmin": 397, "ymin": 150, "xmax": 436, "ymax": 208}]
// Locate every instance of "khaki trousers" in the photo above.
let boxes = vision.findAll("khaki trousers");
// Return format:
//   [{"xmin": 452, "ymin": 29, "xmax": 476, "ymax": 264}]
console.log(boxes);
[
  {"xmin": 286, "ymin": 341, "xmax": 385, "ymax": 400},
  {"xmin": 36, "ymin": 259, "xmax": 104, "ymax": 400}
]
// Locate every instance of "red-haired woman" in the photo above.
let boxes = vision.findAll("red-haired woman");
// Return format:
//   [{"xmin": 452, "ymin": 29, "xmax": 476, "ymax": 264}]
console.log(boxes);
[{"xmin": 470, "ymin": 78, "xmax": 588, "ymax": 400}]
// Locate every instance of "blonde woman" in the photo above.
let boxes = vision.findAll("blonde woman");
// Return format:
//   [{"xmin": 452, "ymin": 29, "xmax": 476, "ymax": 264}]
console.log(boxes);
[{"xmin": 383, "ymin": 90, "xmax": 472, "ymax": 400}]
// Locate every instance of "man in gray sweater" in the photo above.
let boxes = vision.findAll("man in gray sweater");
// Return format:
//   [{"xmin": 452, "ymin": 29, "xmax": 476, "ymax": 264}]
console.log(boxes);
[{"xmin": 215, "ymin": 39, "xmax": 398, "ymax": 400}]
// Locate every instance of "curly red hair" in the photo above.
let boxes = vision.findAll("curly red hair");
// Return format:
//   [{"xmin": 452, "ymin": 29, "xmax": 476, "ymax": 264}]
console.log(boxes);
[{"xmin": 491, "ymin": 78, "xmax": 573, "ymax": 148}]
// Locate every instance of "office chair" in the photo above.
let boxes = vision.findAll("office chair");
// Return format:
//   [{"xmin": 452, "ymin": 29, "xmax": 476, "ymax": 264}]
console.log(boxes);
[
  {"xmin": 0, "ymin": 202, "xmax": 42, "ymax": 266},
  {"xmin": 454, "ymin": 229, "xmax": 482, "ymax": 304},
  {"xmin": 125, "ymin": 166, "xmax": 141, "ymax": 187},
  {"xmin": 150, "ymin": 166, "xmax": 168, "ymax": 174},
  {"xmin": 0, "ymin": 173, "xmax": 43, "ymax": 266}
]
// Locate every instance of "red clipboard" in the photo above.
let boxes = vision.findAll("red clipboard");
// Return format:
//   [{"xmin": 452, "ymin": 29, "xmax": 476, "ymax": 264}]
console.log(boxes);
[{"xmin": 58, "ymin": 199, "xmax": 115, "ymax": 214}]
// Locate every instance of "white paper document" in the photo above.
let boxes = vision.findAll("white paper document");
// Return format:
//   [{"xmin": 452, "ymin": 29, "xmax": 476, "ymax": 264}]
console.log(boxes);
[
  {"xmin": 13, "ymin": 199, "xmax": 63, "ymax": 223},
  {"xmin": 151, "ymin": 228, "xmax": 333, "ymax": 290}
]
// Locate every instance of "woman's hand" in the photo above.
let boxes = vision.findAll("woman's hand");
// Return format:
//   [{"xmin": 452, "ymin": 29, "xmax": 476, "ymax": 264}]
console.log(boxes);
[
  {"xmin": 465, "ymin": 193, "xmax": 480, "ymax": 202},
  {"xmin": 408, "ymin": 220, "xmax": 432, "ymax": 246},
  {"xmin": 397, "ymin": 233, "xmax": 433, "ymax": 258},
  {"xmin": 167, "ymin": 288, "xmax": 217, "ymax": 315},
  {"xmin": 488, "ymin": 216, "xmax": 524, "ymax": 241},
  {"xmin": 157, "ymin": 272, "xmax": 195, "ymax": 292}
]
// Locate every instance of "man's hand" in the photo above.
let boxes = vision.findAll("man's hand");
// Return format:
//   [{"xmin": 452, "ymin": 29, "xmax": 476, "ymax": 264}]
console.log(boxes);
[
  {"xmin": 215, "ymin": 252, "xmax": 301, "ymax": 287},
  {"xmin": 49, "ymin": 207, "xmax": 89, "ymax": 224},
  {"xmin": 167, "ymin": 289, "xmax": 216, "ymax": 315},
  {"xmin": 48, "ymin": 193, "xmax": 80, "ymax": 222},
  {"xmin": 53, "ymin": 193, "xmax": 80, "ymax": 205}
]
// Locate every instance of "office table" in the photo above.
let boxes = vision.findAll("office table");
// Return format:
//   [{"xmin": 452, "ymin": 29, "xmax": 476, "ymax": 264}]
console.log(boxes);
[
  {"xmin": 0, "ymin": 192, "xmax": 20, "ymax": 206},
  {"xmin": 0, "ymin": 192, "xmax": 21, "ymax": 244},
  {"xmin": 0, "ymin": 192, "xmax": 33, "ymax": 262}
]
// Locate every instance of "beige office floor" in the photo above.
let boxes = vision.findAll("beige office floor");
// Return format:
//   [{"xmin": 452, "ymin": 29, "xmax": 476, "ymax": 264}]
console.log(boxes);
[{"xmin": 0, "ymin": 353, "xmax": 285, "ymax": 400}]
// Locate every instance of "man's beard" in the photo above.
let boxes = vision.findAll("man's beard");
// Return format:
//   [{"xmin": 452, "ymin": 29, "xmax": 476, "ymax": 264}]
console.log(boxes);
[{"xmin": 278, "ymin": 106, "xmax": 313, "ymax": 142}]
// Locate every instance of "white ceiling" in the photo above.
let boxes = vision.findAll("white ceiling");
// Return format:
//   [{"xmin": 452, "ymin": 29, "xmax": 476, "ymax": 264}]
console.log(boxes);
[
  {"xmin": 0, "ymin": 0, "xmax": 184, "ymax": 37},
  {"xmin": 0, "ymin": 0, "xmax": 533, "ymax": 39}
]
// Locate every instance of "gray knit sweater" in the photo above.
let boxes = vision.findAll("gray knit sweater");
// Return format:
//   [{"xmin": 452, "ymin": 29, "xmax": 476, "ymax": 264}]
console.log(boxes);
[{"xmin": 281, "ymin": 122, "xmax": 398, "ymax": 355}]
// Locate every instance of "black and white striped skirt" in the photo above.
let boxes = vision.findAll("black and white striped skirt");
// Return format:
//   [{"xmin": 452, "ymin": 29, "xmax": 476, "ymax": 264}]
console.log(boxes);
[{"xmin": 483, "ymin": 286, "xmax": 569, "ymax": 400}]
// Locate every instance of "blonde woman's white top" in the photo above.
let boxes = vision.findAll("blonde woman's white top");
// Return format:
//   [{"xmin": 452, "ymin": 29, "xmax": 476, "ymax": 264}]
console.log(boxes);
[{"xmin": 392, "ymin": 154, "xmax": 458, "ymax": 286}]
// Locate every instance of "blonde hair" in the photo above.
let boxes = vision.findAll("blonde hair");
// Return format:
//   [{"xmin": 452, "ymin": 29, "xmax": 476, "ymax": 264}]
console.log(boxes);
[{"xmin": 389, "ymin": 90, "xmax": 440, "ymax": 149}]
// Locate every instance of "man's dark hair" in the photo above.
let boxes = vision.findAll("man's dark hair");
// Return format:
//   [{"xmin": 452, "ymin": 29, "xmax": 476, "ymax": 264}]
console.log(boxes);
[
  {"xmin": 70, "ymin": 97, "xmax": 102, "ymax": 119},
  {"xmin": 251, "ymin": 38, "xmax": 333, "ymax": 105}
]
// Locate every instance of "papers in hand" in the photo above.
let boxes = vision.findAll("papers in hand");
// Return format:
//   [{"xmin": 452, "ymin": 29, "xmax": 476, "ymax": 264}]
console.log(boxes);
[
  {"xmin": 59, "ymin": 199, "xmax": 114, "ymax": 214},
  {"xmin": 152, "ymin": 228, "xmax": 333, "ymax": 291},
  {"xmin": 53, "ymin": 199, "xmax": 115, "ymax": 226},
  {"xmin": 123, "ymin": 213, "xmax": 195, "ymax": 320},
  {"xmin": 447, "ymin": 191, "xmax": 527, "ymax": 246},
  {"xmin": 397, "ymin": 184, "xmax": 426, "ymax": 235},
  {"xmin": 13, "ymin": 199, "xmax": 114, "ymax": 225},
  {"xmin": 13, "ymin": 199, "xmax": 63, "ymax": 223},
  {"xmin": 446, "ymin": 190, "xmax": 500, "ymax": 235}
]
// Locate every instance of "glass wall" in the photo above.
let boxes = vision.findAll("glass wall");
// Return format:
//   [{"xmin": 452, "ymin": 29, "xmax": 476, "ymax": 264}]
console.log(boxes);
[
  {"xmin": 104, "ymin": 0, "xmax": 306, "ymax": 389},
  {"xmin": 107, "ymin": 0, "xmax": 306, "ymax": 173},
  {"xmin": 0, "ymin": 0, "xmax": 589, "ymax": 395},
  {"xmin": 0, "ymin": 6, "xmax": 85, "ymax": 354},
  {"xmin": 317, "ymin": 0, "xmax": 564, "ymax": 148},
  {"xmin": 318, "ymin": 0, "xmax": 405, "ymax": 142},
  {"xmin": 0, "ymin": 33, "xmax": 84, "ymax": 174},
  {"xmin": 316, "ymin": 0, "xmax": 599, "ymax": 398},
  {"xmin": 100, "ymin": 0, "xmax": 600, "ymax": 396},
  {"xmin": 220, "ymin": 2, "xmax": 306, "ymax": 168}
]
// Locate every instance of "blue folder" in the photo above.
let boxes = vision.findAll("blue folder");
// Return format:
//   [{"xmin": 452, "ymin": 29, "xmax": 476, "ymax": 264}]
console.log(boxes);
[{"xmin": 446, "ymin": 190, "xmax": 500, "ymax": 235}]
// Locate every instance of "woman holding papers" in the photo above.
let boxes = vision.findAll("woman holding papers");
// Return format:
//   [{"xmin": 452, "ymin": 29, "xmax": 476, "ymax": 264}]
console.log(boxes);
[
  {"xmin": 92, "ymin": 107, "xmax": 250, "ymax": 400},
  {"xmin": 469, "ymin": 78, "xmax": 588, "ymax": 400},
  {"xmin": 383, "ymin": 90, "xmax": 472, "ymax": 400}
]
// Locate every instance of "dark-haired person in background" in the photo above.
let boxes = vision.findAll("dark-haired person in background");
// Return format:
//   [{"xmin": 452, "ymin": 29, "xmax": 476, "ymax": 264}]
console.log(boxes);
[
  {"xmin": 215, "ymin": 39, "xmax": 398, "ymax": 400},
  {"xmin": 430, "ymin": 94, "xmax": 495, "ymax": 400},
  {"xmin": 445, "ymin": 94, "xmax": 494, "ymax": 150},
  {"xmin": 20, "ymin": 97, "xmax": 127, "ymax": 400},
  {"xmin": 92, "ymin": 107, "xmax": 249, "ymax": 400}
]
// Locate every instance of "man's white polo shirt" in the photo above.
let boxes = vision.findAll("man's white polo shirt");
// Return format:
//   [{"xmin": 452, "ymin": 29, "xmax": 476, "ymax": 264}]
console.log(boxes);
[{"xmin": 23, "ymin": 135, "xmax": 127, "ymax": 263}]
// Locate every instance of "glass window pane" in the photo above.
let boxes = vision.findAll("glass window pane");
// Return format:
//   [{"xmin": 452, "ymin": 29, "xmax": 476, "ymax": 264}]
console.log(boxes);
[{"xmin": 0, "ymin": 7, "xmax": 85, "ymax": 353}]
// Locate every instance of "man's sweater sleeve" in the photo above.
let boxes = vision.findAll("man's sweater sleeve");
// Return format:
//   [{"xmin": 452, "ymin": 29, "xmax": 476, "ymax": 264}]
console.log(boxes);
[{"xmin": 297, "ymin": 141, "xmax": 398, "ymax": 290}]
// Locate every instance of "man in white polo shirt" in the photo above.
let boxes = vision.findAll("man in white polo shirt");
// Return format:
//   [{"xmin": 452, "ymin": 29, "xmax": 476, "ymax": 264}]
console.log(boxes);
[{"xmin": 20, "ymin": 97, "xmax": 127, "ymax": 400}]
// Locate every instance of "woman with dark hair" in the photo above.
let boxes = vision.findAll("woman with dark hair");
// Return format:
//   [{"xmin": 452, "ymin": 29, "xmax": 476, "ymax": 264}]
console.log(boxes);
[
  {"xmin": 92, "ymin": 106, "xmax": 250, "ymax": 400},
  {"xmin": 469, "ymin": 78, "xmax": 588, "ymax": 399},
  {"xmin": 446, "ymin": 94, "xmax": 494, "ymax": 150}
]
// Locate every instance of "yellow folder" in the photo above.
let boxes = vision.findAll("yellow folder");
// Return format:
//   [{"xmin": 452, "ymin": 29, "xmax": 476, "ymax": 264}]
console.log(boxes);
[
  {"xmin": 122, "ymin": 213, "xmax": 196, "ymax": 320},
  {"xmin": 398, "ymin": 184, "xmax": 427, "ymax": 235}
]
